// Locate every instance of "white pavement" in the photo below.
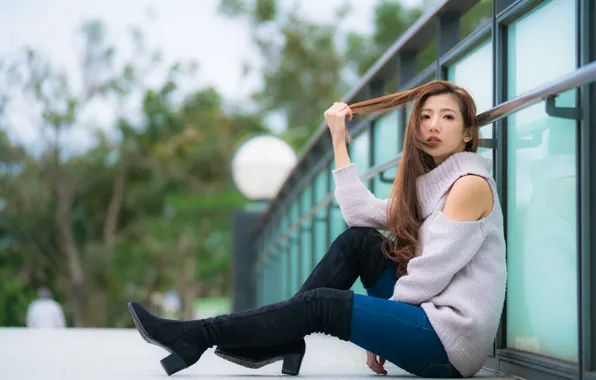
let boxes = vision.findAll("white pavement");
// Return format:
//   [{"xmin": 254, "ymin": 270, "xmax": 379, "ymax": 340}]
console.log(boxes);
[{"xmin": 0, "ymin": 328, "xmax": 512, "ymax": 379}]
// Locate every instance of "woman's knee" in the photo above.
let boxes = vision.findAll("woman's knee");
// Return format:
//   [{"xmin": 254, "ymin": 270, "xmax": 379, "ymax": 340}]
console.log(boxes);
[
  {"xmin": 338, "ymin": 226, "xmax": 385, "ymax": 251},
  {"xmin": 339, "ymin": 227, "xmax": 382, "ymax": 244},
  {"xmin": 343, "ymin": 226, "xmax": 378, "ymax": 236}
]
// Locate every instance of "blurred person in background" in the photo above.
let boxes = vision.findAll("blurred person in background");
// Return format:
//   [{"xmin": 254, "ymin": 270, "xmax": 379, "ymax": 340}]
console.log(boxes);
[{"xmin": 26, "ymin": 287, "xmax": 66, "ymax": 328}]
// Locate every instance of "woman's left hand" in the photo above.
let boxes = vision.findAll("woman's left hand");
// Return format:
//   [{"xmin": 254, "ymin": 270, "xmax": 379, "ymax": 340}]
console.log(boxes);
[{"xmin": 366, "ymin": 350, "xmax": 387, "ymax": 375}]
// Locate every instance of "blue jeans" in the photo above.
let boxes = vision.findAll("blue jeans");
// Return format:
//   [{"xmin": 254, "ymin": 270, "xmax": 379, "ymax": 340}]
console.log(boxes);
[{"xmin": 348, "ymin": 265, "xmax": 463, "ymax": 378}]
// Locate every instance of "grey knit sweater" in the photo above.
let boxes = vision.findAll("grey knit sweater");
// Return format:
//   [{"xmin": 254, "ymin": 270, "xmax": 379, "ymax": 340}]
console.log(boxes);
[{"xmin": 332, "ymin": 152, "xmax": 507, "ymax": 377}]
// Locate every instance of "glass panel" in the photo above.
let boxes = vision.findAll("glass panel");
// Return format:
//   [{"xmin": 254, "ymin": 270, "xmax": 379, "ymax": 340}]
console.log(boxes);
[
  {"xmin": 314, "ymin": 206, "xmax": 328, "ymax": 263},
  {"xmin": 268, "ymin": 261, "xmax": 274, "ymax": 304},
  {"xmin": 257, "ymin": 268, "xmax": 262, "ymax": 306},
  {"xmin": 314, "ymin": 170, "xmax": 327, "ymax": 203},
  {"xmin": 267, "ymin": 252, "xmax": 273, "ymax": 303},
  {"xmin": 447, "ymin": 39, "xmax": 493, "ymax": 160},
  {"xmin": 351, "ymin": 132, "xmax": 370, "ymax": 175},
  {"xmin": 330, "ymin": 198, "xmax": 345, "ymax": 240},
  {"xmin": 261, "ymin": 271, "xmax": 265, "ymax": 306},
  {"xmin": 261, "ymin": 233, "xmax": 268, "ymax": 259},
  {"xmin": 277, "ymin": 213, "xmax": 288, "ymax": 300},
  {"xmin": 314, "ymin": 171, "xmax": 329, "ymax": 264},
  {"xmin": 289, "ymin": 204, "xmax": 300, "ymax": 295},
  {"xmin": 505, "ymin": 0, "xmax": 578, "ymax": 363},
  {"xmin": 417, "ymin": 39, "xmax": 437, "ymax": 74},
  {"xmin": 300, "ymin": 188, "xmax": 312, "ymax": 285},
  {"xmin": 300, "ymin": 226, "xmax": 312, "ymax": 286},
  {"xmin": 269, "ymin": 251, "xmax": 277, "ymax": 303},
  {"xmin": 460, "ymin": 0, "xmax": 492, "ymax": 41},
  {"xmin": 275, "ymin": 213, "xmax": 283, "ymax": 243},
  {"xmin": 373, "ymin": 110, "xmax": 401, "ymax": 198},
  {"xmin": 273, "ymin": 253, "xmax": 282, "ymax": 302},
  {"xmin": 384, "ymin": 75, "xmax": 397, "ymax": 97},
  {"xmin": 280, "ymin": 243, "xmax": 289, "ymax": 300},
  {"xmin": 262, "ymin": 269, "xmax": 267, "ymax": 306},
  {"xmin": 263, "ymin": 262, "xmax": 270, "ymax": 305}
]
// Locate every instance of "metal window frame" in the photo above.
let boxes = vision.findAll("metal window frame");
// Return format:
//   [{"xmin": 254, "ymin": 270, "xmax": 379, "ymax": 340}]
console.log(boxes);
[{"xmin": 579, "ymin": 0, "xmax": 596, "ymax": 379}]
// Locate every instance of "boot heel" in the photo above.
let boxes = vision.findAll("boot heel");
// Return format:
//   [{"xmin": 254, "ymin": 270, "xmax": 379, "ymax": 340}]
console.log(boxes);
[
  {"xmin": 160, "ymin": 352, "xmax": 188, "ymax": 376},
  {"xmin": 281, "ymin": 353, "xmax": 304, "ymax": 376}
]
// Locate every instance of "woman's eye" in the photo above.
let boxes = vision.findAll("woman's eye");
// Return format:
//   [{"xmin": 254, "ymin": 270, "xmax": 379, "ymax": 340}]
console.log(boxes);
[
  {"xmin": 421, "ymin": 115, "xmax": 430, "ymax": 119},
  {"xmin": 444, "ymin": 114, "xmax": 454, "ymax": 120}
]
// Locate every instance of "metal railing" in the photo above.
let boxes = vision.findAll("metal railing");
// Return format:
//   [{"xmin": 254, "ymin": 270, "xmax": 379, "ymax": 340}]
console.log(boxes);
[
  {"xmin": 476, "ymin": 61, "xmax": 596, "ymax": 124},
  {"xmin": 254, "ymin": 60, "xmax": 596, "ymax": 269}
]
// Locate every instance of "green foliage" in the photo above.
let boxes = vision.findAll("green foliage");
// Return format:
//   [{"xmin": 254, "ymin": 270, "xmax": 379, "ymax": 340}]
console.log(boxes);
[
  {"xmin": 460, "ymin": 0, "xmax": 492, "ymax": 40},
  {"xmin": 346, "ymin": 1, "xmax": 423, "ymax": 77},
  {"xmin": 219, "ymin": 0, "xmax": 350, "ymax": 150},
  {"xmin": 0, "ymin": 20, "xmax": 264, "ymax": 327},
  {"xmin": 219, "ymin": 0, "xmax": 276, "ymax": 22},
  {"xmin": 219, "ymin": 0, "xmax": 494, "ymax": 152},
  {"xmin": 219, "ymin": 0, "xmax": 249, "ymax": 17},
  {"xmin": 218, "ymin": 0, "xmax": 426, "ymax": 151},
  {"xmin": 0, "ymin": 244, "xmax": 37, "ymax": 326}
]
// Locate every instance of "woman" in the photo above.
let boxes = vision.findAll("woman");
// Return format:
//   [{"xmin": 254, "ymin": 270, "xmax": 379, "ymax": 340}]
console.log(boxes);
[{"xmin": 128, "ymin": 80, "xmax": 507, "ymax": 378}]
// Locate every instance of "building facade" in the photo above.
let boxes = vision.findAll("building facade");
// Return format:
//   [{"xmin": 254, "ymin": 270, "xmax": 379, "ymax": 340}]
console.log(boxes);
[{"xmin": 251, "ymin": 0, "xmax": 596, "ymax": 379}]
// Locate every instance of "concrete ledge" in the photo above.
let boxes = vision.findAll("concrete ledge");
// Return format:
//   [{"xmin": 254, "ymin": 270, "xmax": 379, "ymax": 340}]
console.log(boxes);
[{"xmin": 0, "ymin": 328, "xmax": 512, "ymax": 379}]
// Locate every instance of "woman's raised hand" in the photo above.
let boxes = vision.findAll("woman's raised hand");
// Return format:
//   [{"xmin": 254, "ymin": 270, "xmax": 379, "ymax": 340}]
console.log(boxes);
[{"xmin": 324, "ymin": 102, "xmax": 353, "ymax": 146}]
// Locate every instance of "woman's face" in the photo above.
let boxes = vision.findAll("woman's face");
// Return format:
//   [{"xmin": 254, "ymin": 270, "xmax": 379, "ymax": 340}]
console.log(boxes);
[{"xmin": 418, "ymin": 93, "xmax": 471, "ymax": 165}]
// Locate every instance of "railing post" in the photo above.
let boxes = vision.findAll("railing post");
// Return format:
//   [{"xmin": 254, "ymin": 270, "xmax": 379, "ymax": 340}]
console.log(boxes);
[
  {"xmin": 579, "ymin": 0, "xmax": 596, "ymax": 376},
  {"xmin": 437, "ymin": 10, "xmax": 460, "ymax": 79},
  {"xmin": 232, "ymin": 210, "xmax": 263, "ymax": 311},
  {"xmin": 397, "ymin": 51, "xmax": 417, "ymax": 91}
]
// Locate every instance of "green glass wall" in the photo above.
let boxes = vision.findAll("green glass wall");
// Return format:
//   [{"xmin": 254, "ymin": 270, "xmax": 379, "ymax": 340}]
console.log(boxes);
[
  {"xmin": 373, "ymin": 110, "xmax": 401, "ymax": 198},
  {"xmin": 505, "ymin": 0, "xmax": 578, "ymax": 363}
]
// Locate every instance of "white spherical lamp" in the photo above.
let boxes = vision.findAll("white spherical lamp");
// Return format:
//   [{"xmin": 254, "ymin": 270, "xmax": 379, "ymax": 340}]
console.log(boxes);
[{"xmin": 231, "ymin": 135, "xmax": 298, "ymax": 201}]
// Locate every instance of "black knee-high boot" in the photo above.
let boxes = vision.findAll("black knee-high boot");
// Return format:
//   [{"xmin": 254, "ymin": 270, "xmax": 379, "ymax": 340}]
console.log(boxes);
[
  {"xmin": 214, "ymin": 227, "xmax": 393, "ymax": 375},
  {"xmin": 128, "ymin": 288, "xmax": 353, "ymax": 376}
]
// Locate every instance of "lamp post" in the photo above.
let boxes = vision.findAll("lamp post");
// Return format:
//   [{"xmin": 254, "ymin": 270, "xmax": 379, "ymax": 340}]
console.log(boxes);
[{"xmin": 229, "ymin": 134, "xmax": 297, "ymax": 311}]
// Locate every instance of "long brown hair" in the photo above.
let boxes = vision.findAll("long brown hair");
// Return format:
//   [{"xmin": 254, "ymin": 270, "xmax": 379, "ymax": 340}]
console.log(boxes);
[{"xmin": 348, "ymin": 80, "xmax": 479, "ymax": 276}]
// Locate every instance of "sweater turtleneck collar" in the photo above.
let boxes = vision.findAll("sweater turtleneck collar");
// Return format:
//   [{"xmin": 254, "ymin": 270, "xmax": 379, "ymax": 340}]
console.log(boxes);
[{"xmin": 416, "ymin": 152, "xmax": 492, "ymax": 219}]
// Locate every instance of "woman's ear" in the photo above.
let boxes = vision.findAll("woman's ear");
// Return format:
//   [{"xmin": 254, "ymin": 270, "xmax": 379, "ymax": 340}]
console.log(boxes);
[{"xmin": 463, "ymin": 128, "xmax": 473, "ymax": 143}]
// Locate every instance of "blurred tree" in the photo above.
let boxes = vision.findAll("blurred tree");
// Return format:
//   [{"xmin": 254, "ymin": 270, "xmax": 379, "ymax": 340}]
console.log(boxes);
[
  {"xmin": 218, "ymin": 0, "xmax": 425, "ymax": 150},
  {"xmin": 219, "ymin": 0, "xmax": 492, "ymax": 151},
  {"xmin": 459, "ymin": 0, "xmax": 492, "ymax": 40},
  {"xmin": 218, "ymin": 0, "xmax": 351, "ymax": 149},
  {"xmin": 0, "ymin": 19, "xmax": 266, "ymax": 327},
  {"xmin": 345, "ymin": 0, "xmax": 423, "ymax": 77}
]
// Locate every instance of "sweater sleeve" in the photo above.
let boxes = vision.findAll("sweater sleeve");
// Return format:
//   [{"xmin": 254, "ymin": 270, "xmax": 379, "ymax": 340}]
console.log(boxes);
[
  {"xmin": 390, "ymin": 212, "xmax": 488, "ymax": 305},
  {"xmin": 332, "ymin": 163, "xmax": 388, "ymax": 230}
]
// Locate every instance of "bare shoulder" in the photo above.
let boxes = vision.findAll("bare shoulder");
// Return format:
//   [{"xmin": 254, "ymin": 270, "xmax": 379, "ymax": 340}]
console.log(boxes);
[{"xmin": 443, "ymin": 175, "xmax": 494, "ymax": 222}]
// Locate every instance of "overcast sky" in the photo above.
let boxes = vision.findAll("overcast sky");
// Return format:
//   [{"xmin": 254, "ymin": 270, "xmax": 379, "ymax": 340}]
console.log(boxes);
[{"xmin": 0, "ymin": 0, "xmax": 424, "ymax": 154}]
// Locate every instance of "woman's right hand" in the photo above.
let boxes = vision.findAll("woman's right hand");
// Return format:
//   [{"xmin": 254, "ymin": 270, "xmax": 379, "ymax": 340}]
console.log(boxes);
[
  {"xmin": 324, "ymin": 102, "xmax": 352, "ymax": 145},
  {"xmin": 366, "ymin": 350, "xmax": 387, "ymax": 375}
]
